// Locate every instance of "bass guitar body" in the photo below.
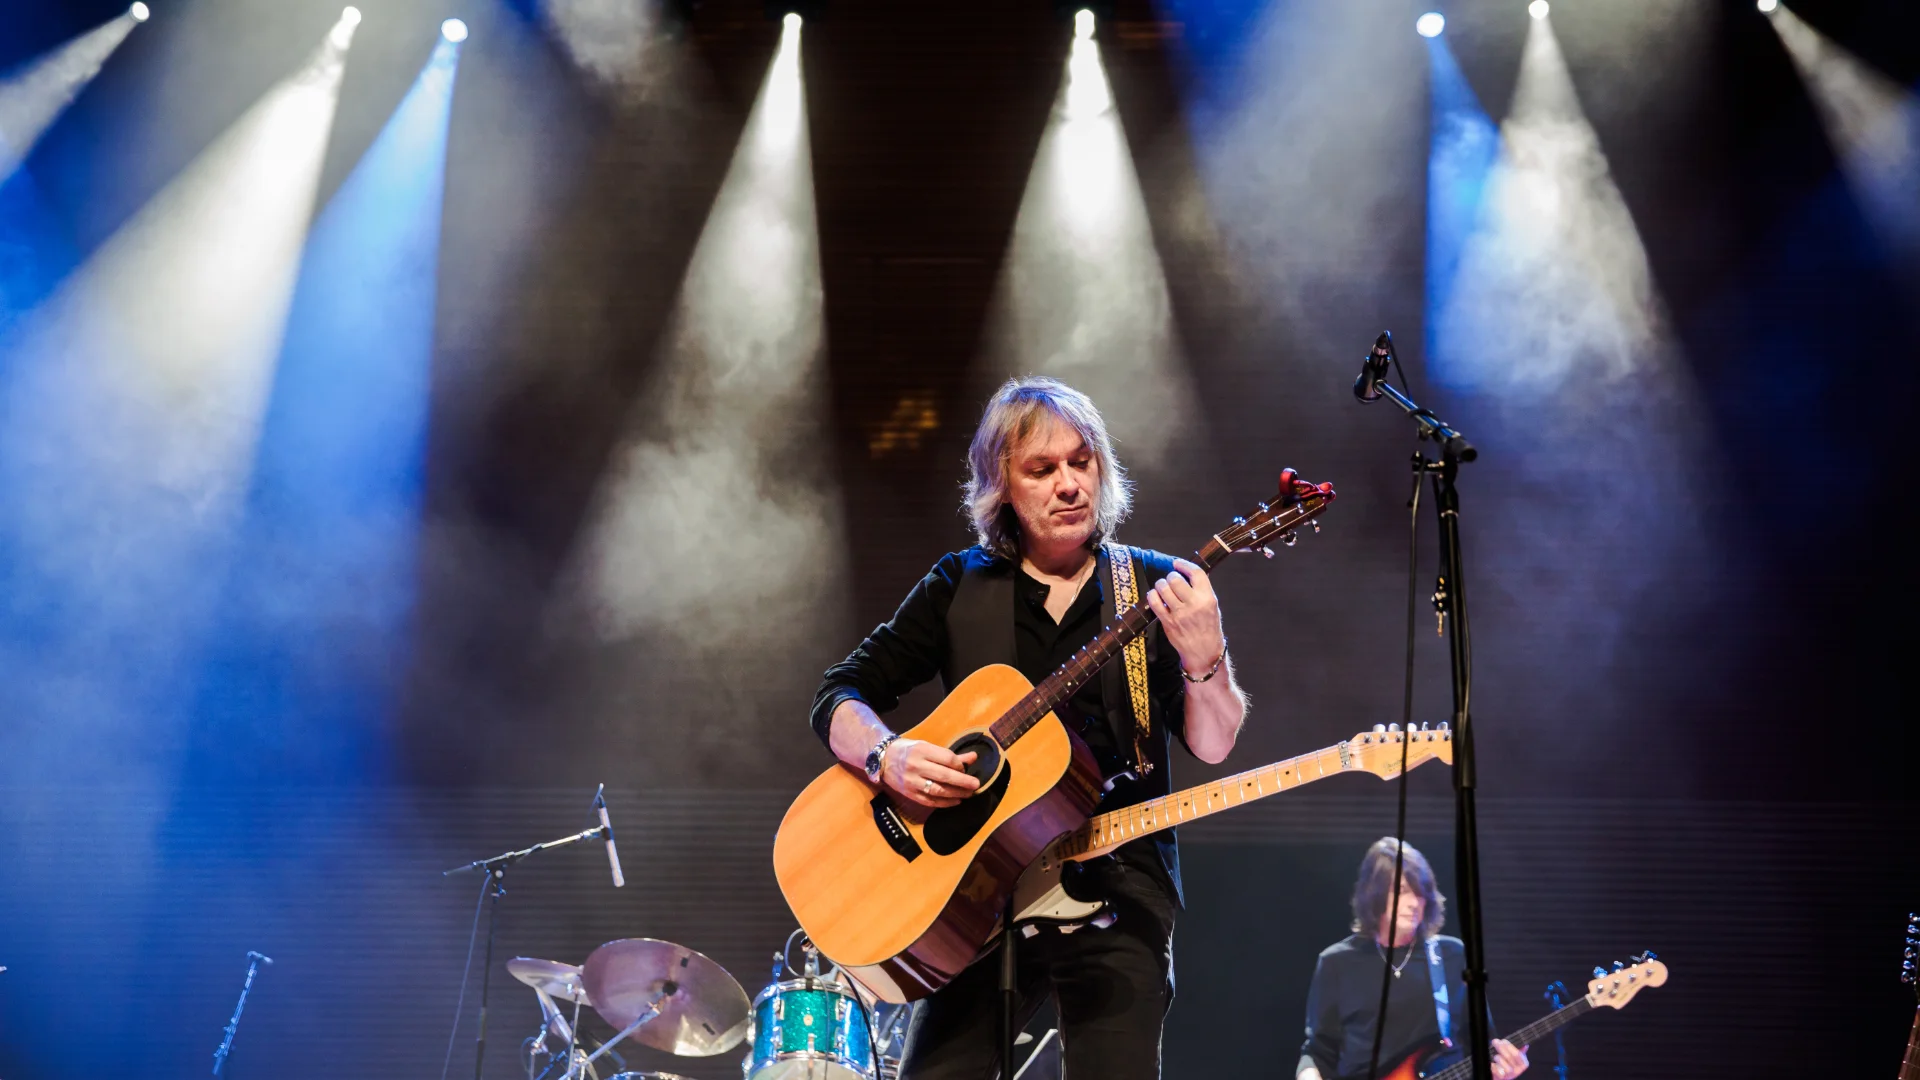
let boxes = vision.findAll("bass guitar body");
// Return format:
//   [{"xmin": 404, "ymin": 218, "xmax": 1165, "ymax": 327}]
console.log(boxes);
[{"xmin": 773, "ymin": 664, "xmax": 1103, "ymax": 1003}]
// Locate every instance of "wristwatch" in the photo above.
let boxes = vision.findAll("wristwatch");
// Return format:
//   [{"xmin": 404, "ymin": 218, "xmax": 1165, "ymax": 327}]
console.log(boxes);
[{"xmin": 865, "ymin": 733, "xmax": 901, "ymax": 783}]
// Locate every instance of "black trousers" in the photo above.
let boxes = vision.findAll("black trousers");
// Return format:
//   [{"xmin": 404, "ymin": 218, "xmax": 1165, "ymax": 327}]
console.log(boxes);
[{"xmin": 899, "ymin": 860, "xmax": 1176, "ymax": 1080}]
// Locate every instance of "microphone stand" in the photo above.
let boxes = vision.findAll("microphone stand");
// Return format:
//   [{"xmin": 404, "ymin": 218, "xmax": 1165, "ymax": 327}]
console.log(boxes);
[
  {"xmin": 212, "ymin": 952, "xmax": 271, "ymax": 1077},
  {"xmin": 444, "ymin": 824, "xmax": 610, "ymax": 1080},
  {"xmin": 1362, "ymin": 352, "xmax": 1492, "ymax": 1080}
]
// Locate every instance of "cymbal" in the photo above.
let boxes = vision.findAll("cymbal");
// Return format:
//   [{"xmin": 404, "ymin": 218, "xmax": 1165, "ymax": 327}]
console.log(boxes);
[
  {"xmin": 580, "ymin": 939, "xmax": 749, "ymax": 1057},
  {"xmin": 507, "ymin": 957, "xmax": 592, "ymax": 1005}
]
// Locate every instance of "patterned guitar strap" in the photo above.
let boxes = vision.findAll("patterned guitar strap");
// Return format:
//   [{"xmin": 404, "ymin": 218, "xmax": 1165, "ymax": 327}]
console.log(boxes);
[{"xmin": 1104, "ymin": 542, "xmax": 1155, "ymax": 777}]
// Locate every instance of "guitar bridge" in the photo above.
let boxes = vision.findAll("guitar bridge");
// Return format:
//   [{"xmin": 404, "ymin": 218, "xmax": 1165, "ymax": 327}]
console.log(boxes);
[{"xmin": 870, "ymin": 793, "xmax": 922, "ymax": 862}]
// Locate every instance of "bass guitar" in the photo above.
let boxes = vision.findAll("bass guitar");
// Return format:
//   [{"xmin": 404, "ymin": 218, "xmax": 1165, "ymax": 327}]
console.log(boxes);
[
  {"xmin": 1382, "ymin": 953, "xmax": 1668, "ymax": 1080},
  {"xmin": 1011, "ymin": 724, "xmax": 1453, "ymax": 927},
  {"xmin": 773, "ymin": 471, "xmax": 1336, "ymax": 1003}
]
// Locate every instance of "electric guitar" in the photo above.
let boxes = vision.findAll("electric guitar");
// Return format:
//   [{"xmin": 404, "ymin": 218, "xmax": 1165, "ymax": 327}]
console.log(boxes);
[
  {"xmin": 773, "ymin": 471, "xmax": 1336, "ymax": 1003},
  {"xmin": 1010, "ymin": 725, "xmax": 1453, "ymax": 927},
  {"xmin": 1900, "ymin": 912, "xmax": 1919, "ymax": 1080},
  {"xmin": 1381, "ymin": 953, "xmax": 1668, "ymax": 1080}
]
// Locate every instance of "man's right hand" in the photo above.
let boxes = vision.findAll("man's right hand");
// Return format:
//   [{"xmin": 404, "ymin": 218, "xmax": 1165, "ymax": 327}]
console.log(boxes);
[{"xmin": 882, "ymin": 738, "xmax": 980, "ymax": 808}]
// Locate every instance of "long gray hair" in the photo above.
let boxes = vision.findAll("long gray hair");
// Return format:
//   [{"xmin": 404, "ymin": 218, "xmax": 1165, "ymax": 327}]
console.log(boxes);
[{"xmin": 962, "ymin": 376, "xmax": 1132, "ymax": 560}]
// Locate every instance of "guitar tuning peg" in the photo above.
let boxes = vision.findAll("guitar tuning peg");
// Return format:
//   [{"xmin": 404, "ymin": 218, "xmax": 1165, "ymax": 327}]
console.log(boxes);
[
  {"xmin": 1373, "ymin": 724, "xmax": 1387, "ymax": 733},
  {"xmin": 1232, "ymin": 516, "xmax": 1247, "ymax": 527},
  {"xmin": 1310, "ymin": 520, "xmax": 1321, "ymax": 533},
  {"xmin": 1260, "ymin": 546, "xmax": 1274, "ymax": 559},
  {"xmin": 1612, "ymin": 961, "xmax": 1625, "ymax": 972},
  {"xmin": 1592, "ymin": 966, "xmax": 1607, "ymax": 979}
]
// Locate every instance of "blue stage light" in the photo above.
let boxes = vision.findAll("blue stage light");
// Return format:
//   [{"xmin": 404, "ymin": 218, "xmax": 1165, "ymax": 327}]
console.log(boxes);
[{"xmin": 1417, "ymin": 12, "xmax": 1445, "ymax": 37}]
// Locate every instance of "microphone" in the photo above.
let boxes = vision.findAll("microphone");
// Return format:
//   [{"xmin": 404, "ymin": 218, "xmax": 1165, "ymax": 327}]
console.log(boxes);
[
  {"xmin": 247, "ymin": 951, "xmax": 274, "ymax": 966},
  {"xmin": 594, "ymin": 785, "xmax": 626, "ymax": 889},
  {"xmin": 1353, "ymin": 331, "xmax": 1394, "ymax": 403}
]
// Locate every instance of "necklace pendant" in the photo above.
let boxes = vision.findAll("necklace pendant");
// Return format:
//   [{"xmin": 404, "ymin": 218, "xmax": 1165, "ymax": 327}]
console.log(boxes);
[{"xmin": 1392, "ymin": 967, "xmax": 1401, "ymax": 979}]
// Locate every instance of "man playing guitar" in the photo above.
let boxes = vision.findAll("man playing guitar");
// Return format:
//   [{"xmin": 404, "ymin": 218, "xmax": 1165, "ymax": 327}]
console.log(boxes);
[
  {"xmin": 1298, "ymin": 839, "xmax": 1530, "ymax": 1080},
  {"xmin": 810, "ymin": 376, "xmax": 1250, "ymax": 1078}
]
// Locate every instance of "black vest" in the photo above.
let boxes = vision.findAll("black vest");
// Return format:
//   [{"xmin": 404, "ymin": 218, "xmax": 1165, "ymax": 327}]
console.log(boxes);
[{"xmin": 938, "ymin": 544, "xmax": 1185, "ymax": 905}]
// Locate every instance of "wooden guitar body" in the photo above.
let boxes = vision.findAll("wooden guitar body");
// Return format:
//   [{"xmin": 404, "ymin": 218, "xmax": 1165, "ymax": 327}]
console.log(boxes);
[{"xmin": 773, "ymin": 664, "xmax": 1102, "ymax": 1002}]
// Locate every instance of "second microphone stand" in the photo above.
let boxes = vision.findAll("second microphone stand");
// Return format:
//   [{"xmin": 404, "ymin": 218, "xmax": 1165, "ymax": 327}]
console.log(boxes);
[
  {"xmin": 444, "ymin": 823, "xmax": 611, "ymax": 1080},
  {"xmin": 1363, "ymin": 337, "xmax": 1494, "ymax": 1080}
]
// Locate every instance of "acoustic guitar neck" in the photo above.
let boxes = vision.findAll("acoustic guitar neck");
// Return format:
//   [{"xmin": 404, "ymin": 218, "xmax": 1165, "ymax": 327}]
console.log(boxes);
[{"xmin": 984, "ymin": 537, "xmax": 1234, "ymax": 754}]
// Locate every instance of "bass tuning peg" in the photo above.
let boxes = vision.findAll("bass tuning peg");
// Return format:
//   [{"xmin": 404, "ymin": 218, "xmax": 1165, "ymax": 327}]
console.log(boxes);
[{"xmin": 1592, "ymin": 966, "xmax": 1607, "ymax": 979}]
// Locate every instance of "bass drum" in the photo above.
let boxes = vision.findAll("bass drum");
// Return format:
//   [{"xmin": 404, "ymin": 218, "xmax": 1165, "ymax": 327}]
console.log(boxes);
[{"xmin": 745, "ymin": 976, "xmax": 874, "ymax": 1080}]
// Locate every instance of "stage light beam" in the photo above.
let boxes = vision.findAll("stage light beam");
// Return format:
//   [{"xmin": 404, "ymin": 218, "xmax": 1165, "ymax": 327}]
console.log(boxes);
[
  {"xmin": 0, "ymin": 12, "xmax": 142, "ymax": 181},
  {"xmin": 1757, "ymin": 0, "xmax": 1778, "ymax": 12},
  {"xmin": 0, "ymin": 20, "xmax": 354, "ymax": 786},
  {"xmin": 980, "ymin": 8, "xmax": 1200, "ymax": 484},
  {"xmin": 441, "ymin": 18, "xmax": 468, "ymax": 43},
  {"xmin": 129, "ymin": 3, "xmax": 150, "ymax": 21},
  {"xmin": 1529, "ymin": 1, "xmax": 1549, "ymax": 19},
  {"xmin": 1417, "ymin": 12, "xmax": 1446, "ymax": 38},
  {"xmin": 1076, "ymin": 9, "xmax": 1096, "ymax": 40},
  {"xmin": 1767, "ymin": 4, "xmax": 1920, "ymax": 275}
]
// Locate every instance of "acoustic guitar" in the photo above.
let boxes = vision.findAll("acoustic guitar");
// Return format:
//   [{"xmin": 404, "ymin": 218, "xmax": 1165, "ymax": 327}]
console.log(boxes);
[
  {"xmin": 1011, "ymin": 725, "xmax": 1453, "ymax": 927},
  {"xmin": 1380, "ymin": 953, "xmax": 1667, "ymax": 1080},
  {"xmin": 773, "ymin": 471, "xmax": 1336, "ymax": 1003},
  {"xmin": 1900, "ymin": 912, "xmax": 1919, "ymax": 1080}
]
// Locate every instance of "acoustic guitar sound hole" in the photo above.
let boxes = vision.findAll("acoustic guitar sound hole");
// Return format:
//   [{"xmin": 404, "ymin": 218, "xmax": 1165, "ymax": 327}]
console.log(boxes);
[{"xmin": 922, "ymin": 761, "xmax": 1012, "ymax": 855}]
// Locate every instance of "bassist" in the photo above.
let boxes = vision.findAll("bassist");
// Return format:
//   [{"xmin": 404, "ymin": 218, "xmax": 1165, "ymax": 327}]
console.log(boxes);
[
  {"xmin": 810, "ymin": 376, "xmax": 1250, "ymax": 1079},
  {"xmin": 1298, "ymin": 839, "xmax": 1530, "ymax": 1080}
]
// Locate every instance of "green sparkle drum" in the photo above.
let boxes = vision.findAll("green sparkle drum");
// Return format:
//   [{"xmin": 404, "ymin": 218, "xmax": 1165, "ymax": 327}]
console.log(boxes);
[{"xmin": 745, "ymin": 976, "xmax": 874, "ymax": 1080}]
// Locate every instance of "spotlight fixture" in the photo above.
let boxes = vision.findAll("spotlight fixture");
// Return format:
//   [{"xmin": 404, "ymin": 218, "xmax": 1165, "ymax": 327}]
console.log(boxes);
[
  {"xmin": 341, "ymin": 6, "xmax": 362, "ymax": 26},
  {"xmin": 441, "ymin": 17, "xmax": 468, "ymax": 41},
  {"xmin": 784, "ymin": 11, "xmax": 801, "ymax": 30},
  {"xmin": 330, "ymin": 6, "xmax": 362, "ymax": 48},
  {"xmin": 1416, "ymin": 11, "xmax": 1445, "ymax": 37},
  {"xmin": 129, "ymin": 2, "xmax": 150, "ymax": 21},
  {"xmin": 1074, "ymin": 8, "xmax": 1095, "ymax": 40},
  {"xmin": 1756, "ymin": 0, "xmax": 1778, "ymax": 10},
  {"xmin": 1528, "ymin": 0, "xmax": 1548, "ymax": 18}
]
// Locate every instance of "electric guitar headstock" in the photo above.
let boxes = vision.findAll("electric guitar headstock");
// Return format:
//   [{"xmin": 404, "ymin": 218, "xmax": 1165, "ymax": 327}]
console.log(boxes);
[
  {"xmin": 1339, "ymin": 723, "xmax": 1454, "ymax": 778},
  {"xmin": 1196, "ymin": 468, "xmax": 1337, "ymax": 566},
  {"xmin": 1584, "ymin": 952, "xmax": 1668, "ymax": 1010}
]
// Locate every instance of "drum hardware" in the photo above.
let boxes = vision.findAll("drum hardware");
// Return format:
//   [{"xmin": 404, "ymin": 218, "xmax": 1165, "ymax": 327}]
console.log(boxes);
[
  {"xmin": 1010, "ymin": 1029, "xmax": 1057, "ymax": 1080},
  {"xmin": 578, "ymin": 937, "xmax": 751, "ymax": 1058},
  {"xmin": 747, "ymin": 931, "xmax": 877, "ymax": 1080},
  {"xmin": 441, "ymin": 789, "xmax": 626, "ymax": 1080},
  {"xmin": 211, "ymin": 950, "xmax": 272, "ymax": 1077}
]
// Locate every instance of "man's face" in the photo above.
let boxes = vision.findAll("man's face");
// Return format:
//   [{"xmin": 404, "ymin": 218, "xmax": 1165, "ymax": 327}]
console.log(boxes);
[{"xmin": 1006, "ymin": 418, "xmax": 1100, "ymax": 557}]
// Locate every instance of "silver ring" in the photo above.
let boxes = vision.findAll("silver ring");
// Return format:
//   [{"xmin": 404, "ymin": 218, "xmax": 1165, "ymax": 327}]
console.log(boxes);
[{"xmin": 923, "ymin": 779, "xmax": 934, "ymax": 795}]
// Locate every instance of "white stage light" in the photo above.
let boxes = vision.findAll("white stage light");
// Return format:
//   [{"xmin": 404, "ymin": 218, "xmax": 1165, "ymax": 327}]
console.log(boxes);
[
  {"xmin": 441, "ymin": 18, "xmax": 468, "ymax": 42},
  {"xmin": 784, "ymin": 12, "xmax": 801, "ymax": 32},
  {"xmin": 129, "ymin": 3, "xmax": 150, "ymax": 21},
  {"xmin": 1529, "ymin": 1, "xmax": 1549, "ymax": 19},
  {"xmin": 1075, "ymin": 9, "xmax": 1095, "ymax": 40},
  {"xmin": 1757, "ymin": 0, "xmax": 1778, "ymax": 12},
  {"xmin": 1417, "ymin": 12, "xmax": 1446, "ymax": 37},
  {"xmin": 331, "ymin": 7, "xmax": 362, "ymax": 49},
  {"xmin": 341, "ymin": 6, "xmax": 362, "ymax": 26}
]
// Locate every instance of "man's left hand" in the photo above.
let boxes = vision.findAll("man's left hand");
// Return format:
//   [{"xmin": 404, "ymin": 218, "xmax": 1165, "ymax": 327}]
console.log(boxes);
[
  {"xmin": 1490, "ymin": 1039, "xmax": 1529, "ymax": 1080},
  {"xmin": 1145, "ymin": 557, "xmax": 1224, "ymax": 675}
]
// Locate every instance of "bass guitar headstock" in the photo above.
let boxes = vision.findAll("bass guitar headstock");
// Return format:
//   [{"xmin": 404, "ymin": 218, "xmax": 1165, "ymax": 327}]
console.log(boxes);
[
  {"xmin": 1585, "ymin": 953, "xmax": 1668, "ymax": 1010},
  {"xmin": 1904, "ymin": 912, "xmax": 1918, "ymax": 1001},
  {"xmin": 1339, "ymin": 723, "xmax": 1454, "ymax": 779},
  {"xmin": 1197, "ymin": 468, "xmax": 1336, "ymax": 565}
]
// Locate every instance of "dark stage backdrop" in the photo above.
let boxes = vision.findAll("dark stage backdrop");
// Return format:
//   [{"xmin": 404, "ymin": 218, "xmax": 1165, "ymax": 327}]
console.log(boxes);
[{"xmin": 2, "ymin": 0, "xmax": 1918, "ymax": 1077}]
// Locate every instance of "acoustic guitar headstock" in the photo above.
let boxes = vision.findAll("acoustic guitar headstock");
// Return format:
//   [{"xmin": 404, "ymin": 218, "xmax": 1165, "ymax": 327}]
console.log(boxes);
[
  {"xmin": 1585, "ymin": 952, "xmax": 1667, "ymax": 1010},
  {"xmin": 1197, "ymin": 468, "xmax": 1337, "ymax": 565}
]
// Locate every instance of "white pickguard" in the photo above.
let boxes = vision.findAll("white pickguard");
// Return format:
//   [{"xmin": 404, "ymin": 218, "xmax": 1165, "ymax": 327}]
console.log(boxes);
[{"xmin": 1009, "ymin": 844, "xmax": 1107, "ymax": 927}]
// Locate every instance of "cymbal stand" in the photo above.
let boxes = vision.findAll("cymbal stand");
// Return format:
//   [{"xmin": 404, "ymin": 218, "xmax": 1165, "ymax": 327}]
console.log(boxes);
[
  {"xmin": 444, "ymin": 823, "xmax": 612, "ymax": 1080},
  {"xmin": 567, "ymin": 989, "xmax": 671, "ymax": 1080}
]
